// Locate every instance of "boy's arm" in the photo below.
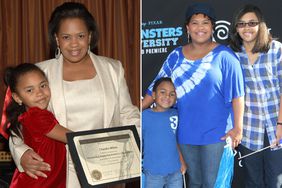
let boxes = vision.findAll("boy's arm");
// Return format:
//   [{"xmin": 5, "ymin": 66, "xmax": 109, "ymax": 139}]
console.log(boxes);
[
  {"xmin": 45, "ymin": 124, "xmax": 72, "ymax": 143},
  {"xmin": 177, "ymin": 144, "xmax": 187, "ymax": 174}
]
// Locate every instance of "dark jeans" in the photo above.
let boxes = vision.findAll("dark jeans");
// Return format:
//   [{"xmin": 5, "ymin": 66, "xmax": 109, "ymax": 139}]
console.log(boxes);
[{"xmin": 238, "ymin": 132, "xmax": 282, "ymax": 188}]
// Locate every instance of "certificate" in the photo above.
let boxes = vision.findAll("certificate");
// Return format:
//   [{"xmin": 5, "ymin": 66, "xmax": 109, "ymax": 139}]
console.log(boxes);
[{"xmin": 66, "ymin": 125, "xmax": 140, "ymax": 188}]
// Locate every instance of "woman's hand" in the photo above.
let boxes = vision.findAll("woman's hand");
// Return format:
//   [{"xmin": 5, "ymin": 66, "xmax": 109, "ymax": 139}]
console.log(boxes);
[
  {"xmin": 142, "ymin": 94, "xmax": 154, "ymax": 110},
  {"xmin": 221, "ymin": 127, "xmax": 243, "ymax": 149},
  {"xmin": 20, "ymin": 149, "xmax": 51, "ymax": 179}
]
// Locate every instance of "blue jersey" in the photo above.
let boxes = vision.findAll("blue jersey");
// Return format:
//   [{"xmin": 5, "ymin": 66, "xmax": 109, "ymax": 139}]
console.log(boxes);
[
  {"xmin": 142, "ymin": 108, "xmax": 181, "ymax": 175},
  {"xmin": 147, "ymin": 45, "xmax": 245, "ymax": 145}
]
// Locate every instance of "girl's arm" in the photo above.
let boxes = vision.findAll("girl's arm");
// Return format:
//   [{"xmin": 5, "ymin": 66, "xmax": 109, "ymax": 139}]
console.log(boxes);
[
  {"xmin": 46, "ymin": 124, "xmax": 71, "ymax": 143},
  {"xmin": 274, "ymin": 95, "xmax": 282, "ymax": 145}
]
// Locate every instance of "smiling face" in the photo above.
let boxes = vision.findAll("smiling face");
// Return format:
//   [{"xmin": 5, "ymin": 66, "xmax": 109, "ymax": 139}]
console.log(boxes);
[
  {"xmin": 12, "ymin": 71, "xmax": 51, "ymax": 110},
  {"xmin": 236, "ymin": 12, "xmax": 259, "ymax": 46},
  {"xmin": 186, "ymin": 13, "xmax": 213, "ymax": 44},
  {"xmin": 56, "ymin": 18, "xmax": 91, "ymax": 64},
  {"xmin": 152, "ymin": 81, "xmax": 176, "ymax": 112}
]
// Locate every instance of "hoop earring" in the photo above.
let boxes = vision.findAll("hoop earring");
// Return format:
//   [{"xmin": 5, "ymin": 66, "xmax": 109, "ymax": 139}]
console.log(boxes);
[
  {"xmin": 187, "ymin": 32, "xmax": 190, "ymax": 43},
  {"xmin": 55, "ymin": 47, "xmax": 61, "ymax": 59},
  {"xmin": 212, "ymin": 30, "xmax": 215, "ymax": 42},
  {"xmin": 88, "ymin": 45, "xmax": 91, "ymax": 54}
]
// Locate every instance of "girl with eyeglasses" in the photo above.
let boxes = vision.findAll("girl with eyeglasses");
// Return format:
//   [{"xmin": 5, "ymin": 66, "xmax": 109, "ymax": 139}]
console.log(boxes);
[{"xmin": 229, "ymin": 4, "xmax": 282, "ymax": 188}]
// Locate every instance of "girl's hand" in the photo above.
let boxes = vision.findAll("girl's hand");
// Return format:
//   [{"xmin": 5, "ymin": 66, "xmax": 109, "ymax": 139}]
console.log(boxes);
[
  {"xmin": 273, "ymin": 125, "xmax": 282, "ymax": 147},
  {"xmin": 20, "ymin": 149, "xmax": 51, "ymax": 179}
]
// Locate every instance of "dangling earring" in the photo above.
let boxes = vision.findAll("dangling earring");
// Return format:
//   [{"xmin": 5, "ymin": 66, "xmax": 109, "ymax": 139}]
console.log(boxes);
[
  {"xmin": 18, "ymin": 101, "xmax": 22, "ymax": 106},
  {"xmin": 55, "ymin": 47, "xmax": 61, "ymax": 59},
  {"xmin": 88, "ymin": 44, "xmax": 91, "ymax": 54},
  {"xmin": 187, "ymin": 32, "xmax": 190, "ymax": 43},
  {"xmin": 212, "ymin": 30, "xmax": 215, "ymax": 42}
]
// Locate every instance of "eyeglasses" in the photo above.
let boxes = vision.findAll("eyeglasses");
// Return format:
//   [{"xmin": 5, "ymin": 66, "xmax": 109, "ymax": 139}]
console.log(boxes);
[{"xmin": 236, "ymin": 21, "xmax": 260, "ymax": 28}]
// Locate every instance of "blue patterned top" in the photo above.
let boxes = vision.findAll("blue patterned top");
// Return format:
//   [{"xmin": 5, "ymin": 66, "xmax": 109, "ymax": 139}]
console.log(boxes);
[
  {"xmin": 147, "ymin": 45, "xmax": 245, "ymax": 145},
  {"xmin": 235, "ymin": 40, "xmax": 282, "ymax": 151}
]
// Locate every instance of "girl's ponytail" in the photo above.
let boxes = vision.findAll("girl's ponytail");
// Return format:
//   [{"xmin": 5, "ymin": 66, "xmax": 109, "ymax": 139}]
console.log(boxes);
[{"xmin": 3, "ymin": 67, "xmax": 25, "ymax": 138}]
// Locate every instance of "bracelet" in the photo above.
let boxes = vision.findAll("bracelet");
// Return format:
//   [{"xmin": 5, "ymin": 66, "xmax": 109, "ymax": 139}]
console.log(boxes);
[{"xmin": 277, "ymin": 122, "xmax": 282, "ymax": 126}]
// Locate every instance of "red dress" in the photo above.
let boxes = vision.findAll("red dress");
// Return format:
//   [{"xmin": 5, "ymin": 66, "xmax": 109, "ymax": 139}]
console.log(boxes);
[{"xmin": 10, "ymin": 107, "xmax": 66, "ymax": 188}]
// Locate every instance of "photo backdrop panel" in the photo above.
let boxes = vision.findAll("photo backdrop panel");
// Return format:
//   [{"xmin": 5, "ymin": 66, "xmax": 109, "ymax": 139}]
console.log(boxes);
[{"xmin": 142, "ymin": 0, "xmax": 282, "ymax": 95}]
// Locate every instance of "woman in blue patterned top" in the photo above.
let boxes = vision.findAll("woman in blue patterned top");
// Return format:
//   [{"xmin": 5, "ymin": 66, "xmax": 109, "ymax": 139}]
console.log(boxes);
[
  {"xmin": 229, "ymin": 4, "xmax": 282, "ymax": 188},
  {"xmin": 142, "ymin": 2, "xmax": 245, "ymax": 188}
]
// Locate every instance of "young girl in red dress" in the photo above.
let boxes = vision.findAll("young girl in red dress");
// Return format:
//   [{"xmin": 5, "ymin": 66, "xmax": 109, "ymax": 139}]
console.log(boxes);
[{"xmin": 4, "ymin": 63, "xmax": 70, "ymax": 188}]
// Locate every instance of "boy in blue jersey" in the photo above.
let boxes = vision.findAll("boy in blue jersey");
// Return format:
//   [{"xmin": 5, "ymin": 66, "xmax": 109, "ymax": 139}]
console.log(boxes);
[{"xmin": 142, "ymin": 77, "xmax": 186, "ymax": 188}]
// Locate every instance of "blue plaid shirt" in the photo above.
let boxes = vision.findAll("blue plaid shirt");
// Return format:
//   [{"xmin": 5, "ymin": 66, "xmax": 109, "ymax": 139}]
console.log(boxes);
[{"xmin": 236, "ymin": 40, "xmax": 282, "ymax": 151}]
